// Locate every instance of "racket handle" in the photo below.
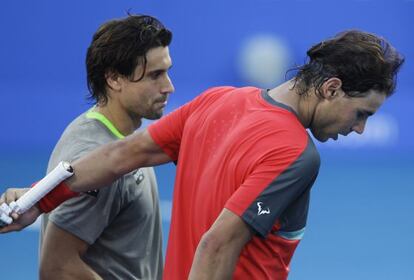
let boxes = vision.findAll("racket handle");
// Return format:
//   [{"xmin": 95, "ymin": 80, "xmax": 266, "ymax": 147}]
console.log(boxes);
[
  {"xmin": 0, "ymin": 194, "xmax": 14, "ymax": 225},
  {"xmin": 9, "ymin": 161, "xmax": 74, "ymax": 214},
  {"xmin": 0, "ymin": 206, "xmax": 12, "ymax": 226}
]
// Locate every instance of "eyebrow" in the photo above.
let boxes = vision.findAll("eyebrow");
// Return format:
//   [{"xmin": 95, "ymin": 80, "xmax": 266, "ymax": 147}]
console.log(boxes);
[{"xmin": 147, "ymin": 65, "xmax": 173, "ymax": 75}]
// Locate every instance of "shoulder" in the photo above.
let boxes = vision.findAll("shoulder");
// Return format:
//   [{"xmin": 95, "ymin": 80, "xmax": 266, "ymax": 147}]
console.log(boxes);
[
  {"xmin": 187, "ymin": 86, "xmax": 260, "ymax": 114},
  {"xmin": 294, "ymin": 136, "xmax": 320, "ymax": 174},
  {"xmin": 48, "ymin": 112, "xmax": 116, "ymax": 168},
  {"xmin": 65, "ymin": 113, "xmax": 114, "ymax": 139},
  {"xmin": 195, "ymin": 86, "xmax": 257, "ymax": 103},
  {"xmin": 256, "ymin": 129, "xmax": 320, "ymax": 173},
  {"xmin": 199, "ymin": 86, "xmax": 260, "ymax": 99},
  {"xmin": 58, "ymin": 112, "xmax": 117, "ymax": 148}
]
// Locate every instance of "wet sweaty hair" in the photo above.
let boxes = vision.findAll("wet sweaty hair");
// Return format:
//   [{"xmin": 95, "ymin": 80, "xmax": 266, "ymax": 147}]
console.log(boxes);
[
  {"xmin": 293, "ymin": 30, "xmax": 404, "ymax": 98},
  {"xmin": 86, "ymin": 14, "xmax": 172, "ymax": 104}
]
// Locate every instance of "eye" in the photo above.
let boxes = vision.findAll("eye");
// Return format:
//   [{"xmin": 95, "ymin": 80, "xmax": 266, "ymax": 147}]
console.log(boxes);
[
  {"xmin": 150, "ymin": 71, "xmax": 162, "ymax": 80},
  {"xmin": 150, "ymin": 72, "xmax": 160, "ymax": 80}
]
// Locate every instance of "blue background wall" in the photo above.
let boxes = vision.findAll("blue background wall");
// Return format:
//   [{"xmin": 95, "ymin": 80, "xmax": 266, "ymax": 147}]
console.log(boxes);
[{"xmin": 1, "ymin": 0, "xmax": 413, "ymax": 279}]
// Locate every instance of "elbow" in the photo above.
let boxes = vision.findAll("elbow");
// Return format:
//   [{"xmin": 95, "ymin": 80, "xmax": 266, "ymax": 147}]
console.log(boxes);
[
  {"xmin": 198, "ymin": 230, "xmax": 224, "ymax": 255},
  {"xmin": 196, "ymin": 224, "xmax": 252, "ymax": 259}
]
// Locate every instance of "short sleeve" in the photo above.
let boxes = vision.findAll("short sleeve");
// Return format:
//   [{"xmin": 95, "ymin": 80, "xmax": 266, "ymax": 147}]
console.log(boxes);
[
  {"xmin": 48, "ymin": 182, "xmax": 121, "ymax": 244},
  {"xmin": 45, "ymin": 130, "xmax": 122, "ymax": 244},
  {"xmin": 225, "ymin": 138, "xmax": 320, "ymax": 238}
]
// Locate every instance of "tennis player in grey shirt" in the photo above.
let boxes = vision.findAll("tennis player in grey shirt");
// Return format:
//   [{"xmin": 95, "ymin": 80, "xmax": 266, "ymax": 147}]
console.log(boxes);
[
  {"xmin": 40, "ymin": 112, "xmax": 163, "ymax": 279},
  {"xmin": 39, "ymin": 15, "xmax": 175, "ymax": 280}
]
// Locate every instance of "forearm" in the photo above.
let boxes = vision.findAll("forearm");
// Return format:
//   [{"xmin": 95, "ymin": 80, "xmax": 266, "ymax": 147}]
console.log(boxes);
[
  {"xmin": 189, "ymin": 234, "xmax": 243, "ymax": 280},
  {"xmin": 189, "ymin": 209, "xmax": 252, "ymax": 279},
  {"xmin": 66, "ymin": 129, "xmax": 169, "ymax": 192},
  {"xmin": 66, "ymin": 140, "xmax": 128, "ymax": 192},
  {"xmin": 40, "ymin": 222, "xmax": 102, "ymax": 280}
]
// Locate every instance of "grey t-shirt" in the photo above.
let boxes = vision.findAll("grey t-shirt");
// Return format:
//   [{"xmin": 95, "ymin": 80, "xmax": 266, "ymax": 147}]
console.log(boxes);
[{"xmin": 40, "ymin": 111, "xmax": 163, "ymax": 280}]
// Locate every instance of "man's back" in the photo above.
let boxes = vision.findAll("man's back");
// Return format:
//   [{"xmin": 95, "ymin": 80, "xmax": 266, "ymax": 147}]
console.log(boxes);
[{"xmin": 149, "ymin": 86, "xmax": 320, "ymax": 279}]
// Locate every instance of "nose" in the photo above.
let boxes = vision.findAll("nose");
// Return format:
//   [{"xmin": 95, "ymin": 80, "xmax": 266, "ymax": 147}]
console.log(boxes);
[
  {"xmin": 161, "ymin": 74, "xmax": 175, "ymax": 95},
  {"xmin": 352, "ymin": 120, "xmax": 367, "ymax": 135}
]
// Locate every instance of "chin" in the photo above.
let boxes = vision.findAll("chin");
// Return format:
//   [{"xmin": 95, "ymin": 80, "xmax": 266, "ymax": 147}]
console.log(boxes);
[
  {"xmin": 316, "ymin": 137, "xmax": 329, "ymax": 143},
  {"xmin": 315, "ymin": 134, "xmax": 330, "ymax": 143},
  {"xmin": 310, "ymin": 130, "xmax": 328, "ymax": 143},
  {"xmin": 145, "ymin": 111, "xmax": 163, "ymax": 120}
]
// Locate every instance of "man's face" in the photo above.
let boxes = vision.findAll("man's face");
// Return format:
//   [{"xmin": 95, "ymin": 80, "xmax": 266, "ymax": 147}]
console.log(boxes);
[
  {"xmin": 117, "ymin": 46, "xmax": 174, "ymax": 121},
  {"xmin": 310, "ymin": 89, "xmax": 387, "ymax": 142}
]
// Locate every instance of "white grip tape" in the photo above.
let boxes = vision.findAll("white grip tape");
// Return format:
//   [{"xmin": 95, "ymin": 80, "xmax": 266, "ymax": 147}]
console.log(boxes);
[
  {"xmin": 9, "ymin": 161, "xmax": 74, "ymax": 214},
  {"xmin": 0, "ymin": 203, "xmax": 12, "ymax": 216},
  {"xmin": 0, "ymin": 213, "xmax": 12, "ymax": 225},
  {"xmin": 0, "ymin": 203, "xmax": 13, "ymax": 225}
]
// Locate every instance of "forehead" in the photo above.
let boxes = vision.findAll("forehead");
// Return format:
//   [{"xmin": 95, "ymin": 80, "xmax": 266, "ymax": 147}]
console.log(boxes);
[
  {"xmin": 144, "ymin": 46, "xmax": 172, "ymax": 71},
  {"xmin": 357, "ymin": 89, "xmax": 387, "ymax": 110}
]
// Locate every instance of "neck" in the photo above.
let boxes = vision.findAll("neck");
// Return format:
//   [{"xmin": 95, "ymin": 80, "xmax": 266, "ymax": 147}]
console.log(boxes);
[
  {"xmin": 94, "ymin": 102, "xmax": 141, "ymax": 136},
  {"xmin": 267, "ymin": 80, "xmax": 317, "ymax": 128}
]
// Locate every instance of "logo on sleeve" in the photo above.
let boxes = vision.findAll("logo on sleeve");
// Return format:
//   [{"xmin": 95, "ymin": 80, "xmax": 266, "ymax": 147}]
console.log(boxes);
[
  {"xmin": 86, "ymin": 190, "xmax": 99, "ymax": 197},
  {"xmin": 133, "ymin": 169, "xmax": 145, "ymax": 185},
  {"xmin": 257, "ymin": 202, "xmax": 270, "ymax": 215}
]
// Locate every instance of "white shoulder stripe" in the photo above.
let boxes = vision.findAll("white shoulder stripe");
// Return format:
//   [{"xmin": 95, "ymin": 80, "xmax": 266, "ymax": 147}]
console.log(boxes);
[{"xmin": 276, "ymin": 227, "xmax": 306, "ymax": 240}]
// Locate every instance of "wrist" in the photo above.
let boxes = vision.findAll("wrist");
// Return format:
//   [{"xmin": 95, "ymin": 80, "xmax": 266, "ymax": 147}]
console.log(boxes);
[
  {"xmin": 34, "ymin": 181, "xmax": 79, "ymax": 213},
  {"xmin": 34, "ymin": 202, "xmax": 43, "ymax": 214}
]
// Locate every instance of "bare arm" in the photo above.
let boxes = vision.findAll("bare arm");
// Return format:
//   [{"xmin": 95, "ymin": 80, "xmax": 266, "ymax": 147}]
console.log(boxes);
[
  {"xmin": 67, "ymin": 129, "xmax": 171, "ymax": 192},
  {"xmin": 188, "ymin": 209, "xmax": 253, "ymax": 280},
  {"xmin": 0, "ymin": 129, "xmax": 167, "ymax": 233},
  {"xmin": 40, "ymin": 222, "xmax": 102, "ymax": 280}
]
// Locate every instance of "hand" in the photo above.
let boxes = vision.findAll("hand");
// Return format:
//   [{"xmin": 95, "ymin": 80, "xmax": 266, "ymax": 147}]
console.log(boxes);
[{"xmin": 0, "ymin": 188, "xmax": 42, "ymax": 233}]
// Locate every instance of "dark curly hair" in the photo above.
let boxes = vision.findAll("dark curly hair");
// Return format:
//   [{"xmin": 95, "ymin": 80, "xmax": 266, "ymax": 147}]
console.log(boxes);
[
  {"xmin": 293, "ymin": 30, "xmax": 404, "ymax": 98},
  {"xmin": 86, "ymin": 14, "xmax": 172, "ymax": 104}
]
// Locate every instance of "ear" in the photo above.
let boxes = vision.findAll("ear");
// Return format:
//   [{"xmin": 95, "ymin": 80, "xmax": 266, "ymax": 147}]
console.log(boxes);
[
  {"xmin": 320, "ymin": 77, "xmax": 343, "ymax": 99},
  {"xmin": 105, "ymin": 71, "xmax": 122, "ymax": 92}
]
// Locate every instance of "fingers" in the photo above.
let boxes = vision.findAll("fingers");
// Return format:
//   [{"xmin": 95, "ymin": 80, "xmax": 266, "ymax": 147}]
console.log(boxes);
[
  {"xmin": 0, "ymin": 188, "xmax": 39, "ymax": 234},
  {"xmin": 0, "ymin": 192, "xmax": 5, "ymax": 205},
  {"xmin": 10, "ymin": 212, "xmax": 20, "ymax": 220},
  {"xmin": 1, "ymin": 188, "xmax": 19, "ymax": 204},
  {"xmin": 0, "ymin": 223, "xmax": 23, "ymax": 233},
  {"xmin": 0, "ymin": 188, "xmax": 27, "ymax": 227},
  {"xmin": 0, "ymin": 205, "xmax": 41, "ymax": 233},
  {"xmin": 0, "ymin": 188, "xmax": 29, "ymax": 204}
]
